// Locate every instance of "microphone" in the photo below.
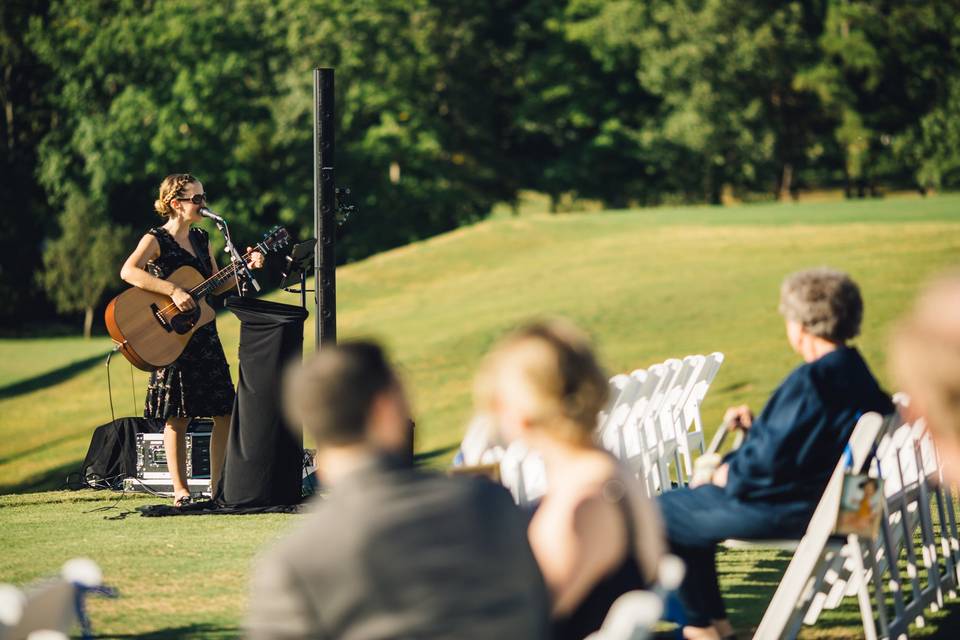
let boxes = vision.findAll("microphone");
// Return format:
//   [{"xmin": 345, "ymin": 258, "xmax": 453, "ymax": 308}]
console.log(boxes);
[
  {"xmin": 199, "ymin": 207, "xmax": 225, "ymax": 223},
  {"xmin": 201, "ymin": 206, "xmax": 261, "ymax": 294}
]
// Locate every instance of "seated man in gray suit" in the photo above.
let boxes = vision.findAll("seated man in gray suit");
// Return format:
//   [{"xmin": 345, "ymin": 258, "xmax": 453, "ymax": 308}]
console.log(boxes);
[{"xmin": 245, "ymin": 341, "xmax": 550, "ymax": 640}]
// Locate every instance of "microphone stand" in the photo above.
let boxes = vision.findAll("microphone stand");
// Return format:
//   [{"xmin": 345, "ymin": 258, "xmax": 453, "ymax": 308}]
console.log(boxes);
[{"xmin": 212, "ymin": 216, "xmax": 260, "ymax": 297}]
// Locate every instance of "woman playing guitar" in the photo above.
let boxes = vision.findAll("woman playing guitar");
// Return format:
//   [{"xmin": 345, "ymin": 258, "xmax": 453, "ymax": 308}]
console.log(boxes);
[{"xmin": 120, "ymin": 173, "xmax": 263, "ymax": 506}]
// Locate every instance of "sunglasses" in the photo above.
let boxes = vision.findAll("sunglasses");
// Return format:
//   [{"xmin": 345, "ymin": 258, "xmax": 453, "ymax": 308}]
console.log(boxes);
[{"xmin": 177, "ymin": 193, "xmax": 207, "ymax": 205}]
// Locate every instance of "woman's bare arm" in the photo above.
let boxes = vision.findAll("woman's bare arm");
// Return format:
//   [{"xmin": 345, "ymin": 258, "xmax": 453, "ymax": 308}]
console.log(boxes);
[{"xmin": 120, "ymin": 234, "xmax": 195, "ymax": 310}]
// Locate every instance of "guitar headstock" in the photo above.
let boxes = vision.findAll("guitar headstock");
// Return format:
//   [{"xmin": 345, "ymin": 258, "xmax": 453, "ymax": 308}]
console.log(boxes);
[{"xmin": 258, "ymin": 226, "xmax": 292, "ymax": 254}]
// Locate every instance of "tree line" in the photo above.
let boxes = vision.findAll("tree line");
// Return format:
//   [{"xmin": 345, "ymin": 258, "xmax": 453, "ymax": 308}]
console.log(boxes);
[{"xmin": 2, "ymin": 0, "xmax": 958, "ymax": 335}]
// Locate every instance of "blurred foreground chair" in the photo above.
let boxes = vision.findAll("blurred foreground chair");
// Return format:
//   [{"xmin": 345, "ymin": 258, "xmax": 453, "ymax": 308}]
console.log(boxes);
[
  {"xmin": 586, "ymin": 554, "xmax": 686, "ymax": 640},
  {"xmin": 0, "ymin": 558, "xmax": 110, "ymax": 640}
]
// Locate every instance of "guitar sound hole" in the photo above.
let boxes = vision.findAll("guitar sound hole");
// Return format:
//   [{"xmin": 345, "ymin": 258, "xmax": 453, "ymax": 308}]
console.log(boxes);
[{"xmin": 169, "ymin": 307, "xmax": 201, "ymax": 335}]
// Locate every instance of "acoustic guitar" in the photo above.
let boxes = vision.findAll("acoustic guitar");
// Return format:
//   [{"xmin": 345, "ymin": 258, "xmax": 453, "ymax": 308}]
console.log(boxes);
[{"xmin": 105, "ymin": 226, "xmax": 291, "ymax": 371}]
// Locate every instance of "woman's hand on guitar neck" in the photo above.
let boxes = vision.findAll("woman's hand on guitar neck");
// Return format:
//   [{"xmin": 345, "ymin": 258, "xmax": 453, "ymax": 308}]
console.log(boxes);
[
  {"xmin": 171, "ymin": 286, "xmax": 196, "ymax": 311},
  {"xmin": 246, "ymin": 247, "xmax": 265, "ymax": 270}
]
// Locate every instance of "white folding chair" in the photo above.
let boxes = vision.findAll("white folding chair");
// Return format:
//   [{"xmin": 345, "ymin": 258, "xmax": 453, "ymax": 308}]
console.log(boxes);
[
  {"xmin": 655, "ymin": 355, "xmax": 707, "ymax": 486},
  {"xmin": 0, "ymin": 559, "xmax": 103, "ymax": 640},
  {"xmin": 749, "ymin": 412, "xmax": 887, "ymax": 640},
  {"xmin": 585, "ymin": 591, "xmax": 662, "ymax": 640},
  {"xmin": 865, "ymin": 412, "xmax": 958, "ymax": 639},
  {"xmin": 499, "ymin": 441, "xmax": 547, "ymax": 506},
  {"xmin": 456, "ymin": 414, "xmax": 501, "ymax": 467},
  {"xmin": 635, "ymin": 359, "xmax": 684, "ymax": 492},
  {"xmin": 678, "ymin": 352, "xmax": 724, "ymax": 471},
  {"xmin": 599, "ymin": 374, "xmax": 645, "ymax": 458},
  {"xmin": 598, "ymin": 374, "xmax": 634, "ymax": 435},
  {"xmin": 620, "ymin": 367, "xmax": 670, "ymax": 496}
]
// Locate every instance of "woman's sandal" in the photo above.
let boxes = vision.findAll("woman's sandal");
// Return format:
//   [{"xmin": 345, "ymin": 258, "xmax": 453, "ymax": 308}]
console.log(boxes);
[{"xmin": 174, "ymin": 494, "xmax": 192, "ymax": 508}]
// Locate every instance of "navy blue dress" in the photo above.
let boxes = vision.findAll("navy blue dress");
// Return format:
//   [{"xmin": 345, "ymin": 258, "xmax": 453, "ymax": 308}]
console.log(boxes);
[
  {"xmin": 657, "ymin": 347, "xmax": 893, "ymax": 627},
  {"xmin": 142, "ymin": 226, "xmax": 235, "ymax": 420}
]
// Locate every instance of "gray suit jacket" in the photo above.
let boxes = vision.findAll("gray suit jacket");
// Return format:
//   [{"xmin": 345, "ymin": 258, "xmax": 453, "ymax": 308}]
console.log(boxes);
[{"xmin": 245, "ymin": 455, "xmax": 550, "ymax": 639}]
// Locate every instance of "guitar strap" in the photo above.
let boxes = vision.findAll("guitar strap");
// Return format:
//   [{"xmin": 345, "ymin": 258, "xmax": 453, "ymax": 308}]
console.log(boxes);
[{"xmin": 188, "ymin": 228, "xmax": 212, "ymax": 277}]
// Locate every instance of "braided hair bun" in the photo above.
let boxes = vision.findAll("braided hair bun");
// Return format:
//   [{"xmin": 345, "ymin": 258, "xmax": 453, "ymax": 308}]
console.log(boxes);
[{"xmin": 154, "ymin": 173, "xmax": 197, "ymax": 217}]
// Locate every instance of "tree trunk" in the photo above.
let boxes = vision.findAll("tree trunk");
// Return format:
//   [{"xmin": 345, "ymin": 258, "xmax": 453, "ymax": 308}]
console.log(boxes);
[
  {"xmin": 778, "ymin": 163, "xmax": 793, "ymax": 201},
  {"xmin": 83, "ymin": 306, "xmax": 94, "ymax": 339}
]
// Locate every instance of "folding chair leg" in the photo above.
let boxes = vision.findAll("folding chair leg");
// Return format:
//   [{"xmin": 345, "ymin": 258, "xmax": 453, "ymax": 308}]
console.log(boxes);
[
  {"xmin": 865, "ymin": 535, "xmax": 891, "ymax": 639},
  {"xmin": 847, "ymin": 535, "xmax": 879, "ymax": 640}
]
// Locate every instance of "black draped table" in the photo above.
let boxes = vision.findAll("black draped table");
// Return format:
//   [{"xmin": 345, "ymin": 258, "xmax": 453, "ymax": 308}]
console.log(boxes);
[
  {"xmin": 138, "ymin": 297, "xmax": 307, "ymax": 517},
  {"xmin": 216, "ymin": 296, "xmax": 308, "ymax": 508}
]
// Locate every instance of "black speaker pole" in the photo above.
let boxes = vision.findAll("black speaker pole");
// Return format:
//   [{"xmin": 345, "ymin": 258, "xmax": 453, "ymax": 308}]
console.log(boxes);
[{"xmin": 313, "ymin": 67, "xmax": 336, "ymax": 350}]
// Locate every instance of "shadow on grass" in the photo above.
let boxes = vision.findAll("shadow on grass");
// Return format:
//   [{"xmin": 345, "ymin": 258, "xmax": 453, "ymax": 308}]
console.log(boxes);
[
  {"xmin": 96, "ymin": 623, "xmax": 239, "ymax": 639},
  {"xmin": 0, "ymin": 432, "xmax": 91, "ymax": 465},
  {"xmin": 0, "ymin": 352, "xmax": 108, "ymax": 400},
  {"xmin": 723, "ymin": 553, "xmax": 791, "ymax": 635},
  {"xmin": 0, "ymin": 458, "xmax": 83, "ymax": 495},
  {"xmin": 927, "ymin": 599, "xmax": 960, "ymax": 638}
]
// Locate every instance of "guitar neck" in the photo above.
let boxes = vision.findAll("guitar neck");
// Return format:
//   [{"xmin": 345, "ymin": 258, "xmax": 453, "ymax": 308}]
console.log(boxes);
[{"xmin": 189, "ymin": 244, "xmax": 262, "ymax": 298}]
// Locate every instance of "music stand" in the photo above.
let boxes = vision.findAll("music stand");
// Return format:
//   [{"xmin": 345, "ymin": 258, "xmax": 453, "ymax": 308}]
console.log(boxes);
[{"xmin": 280, "ymin": 239, "xmax": 316, "ymax": 310}]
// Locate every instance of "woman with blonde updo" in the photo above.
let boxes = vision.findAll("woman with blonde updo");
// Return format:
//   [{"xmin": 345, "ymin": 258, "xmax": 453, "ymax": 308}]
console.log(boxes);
[
  {"xmin": 476, "ymin": 320, "xmax": 664, "ymax": 640},
  {"xmin": 120, "ymin": 173, "xmax": 263, "ymax": 506}
]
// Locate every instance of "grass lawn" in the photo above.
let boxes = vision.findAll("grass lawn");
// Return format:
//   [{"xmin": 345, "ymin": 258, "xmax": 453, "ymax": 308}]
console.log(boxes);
[{"xmin": 2, "ymin": 194, "xmax": 960, "ymax": 637}]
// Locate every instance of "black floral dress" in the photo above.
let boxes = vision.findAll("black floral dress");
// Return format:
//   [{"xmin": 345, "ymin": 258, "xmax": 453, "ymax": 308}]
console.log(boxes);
[{"xmin": 143, "ymin": 226, "xmax": 235, "ymax": 419}]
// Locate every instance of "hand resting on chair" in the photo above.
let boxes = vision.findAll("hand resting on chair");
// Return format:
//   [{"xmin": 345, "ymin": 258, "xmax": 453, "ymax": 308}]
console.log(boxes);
[{"xmin": 690, "ymin": 404, "xmax": 753, "ymax": 487}]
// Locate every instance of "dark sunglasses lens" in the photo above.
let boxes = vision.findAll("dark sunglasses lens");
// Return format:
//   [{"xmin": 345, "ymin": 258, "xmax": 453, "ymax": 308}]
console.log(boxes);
[{"xmin": 191, "ymin": 193, "xmax": 206, "ymax": 205}]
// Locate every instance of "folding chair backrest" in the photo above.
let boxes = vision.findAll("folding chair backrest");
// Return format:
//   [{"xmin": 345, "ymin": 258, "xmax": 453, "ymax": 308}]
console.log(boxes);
[
  {"xmin": 603, "ymin": 365, "xmax": 664, "ymax": 459},
  {"xmin": 599, "ymin": 375, "xmax": 645, "ymax": 457},
  {"xmin": 457, "ymin": 414, "xmax": 499, "ymax": 467},
  {"xmin": 657, "ymin": 356, "xmax": 702, "ymax": 438},
  {"xmin": 869, "ymin": 411, "xmax": 954, "ymax": 639},
  {"xmin": 499, "ymin": 441, "xmax": 530, "ymax": 504},
  {"xmin": 519, "ymin": 451, "xmax": 547, "ymax": 506},
  {"xmin": 499, "ymin": 441, "xmax": 546, "ymax": 506},
  {"xmin": 627, "ymin": 366, "xmax": 664, "ymax": 429},
  {"xmin": 598, "ymin": 375, "xmax": 633, "ymax": 433},
  {"xmin": 641, "ymin": 359, "xmax": 683, "ymax": 435},
  {"xmin": 681, "ymin": 352, "xmax": 724, "ymax": 435},
  {"xmin": 659, "ymin": 355, "xmax": 708, "ymax": 482},
  {"xmin": 753, "ymin": 412, "xmax": 885, "ymax": 639}
]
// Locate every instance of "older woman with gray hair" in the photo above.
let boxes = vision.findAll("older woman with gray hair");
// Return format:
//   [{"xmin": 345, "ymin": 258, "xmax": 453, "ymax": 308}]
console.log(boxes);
[{"xmin": 659, "ymin": 268, "xmax": 893, "ymax": 640}]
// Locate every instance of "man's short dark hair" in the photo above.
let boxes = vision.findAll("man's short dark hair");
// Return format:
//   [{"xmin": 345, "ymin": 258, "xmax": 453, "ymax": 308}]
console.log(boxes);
[{"xmin": 284, "ymin": 341, "xmax": 398, "ymax": 446}]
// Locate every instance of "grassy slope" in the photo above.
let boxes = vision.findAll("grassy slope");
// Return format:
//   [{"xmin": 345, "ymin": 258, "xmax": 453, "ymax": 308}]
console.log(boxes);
[{"xmin": 1, "ymin": 195, "xmax": 960, "ymax": 637}]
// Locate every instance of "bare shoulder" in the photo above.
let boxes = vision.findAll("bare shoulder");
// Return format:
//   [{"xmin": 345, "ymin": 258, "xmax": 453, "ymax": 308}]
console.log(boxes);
[
  {"xmin": 571, "ymin": 485, "xmax": 623, "ymax": 535},
  {"xmin": 135, "ymin": 232, "xmax": 160, "ymax": 255}
]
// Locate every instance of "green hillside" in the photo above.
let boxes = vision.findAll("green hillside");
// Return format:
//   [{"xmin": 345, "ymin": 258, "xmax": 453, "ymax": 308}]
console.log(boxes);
[
  {"xmin": 3, "ymin": 194, "xmax": 960, "ymax": 491},
  {"xmin": 2, "ymin": 195, "xmax": 960, "ymax": 637}
]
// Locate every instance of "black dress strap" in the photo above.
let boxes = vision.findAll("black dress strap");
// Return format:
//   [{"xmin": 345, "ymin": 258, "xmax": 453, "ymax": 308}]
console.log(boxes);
[
  {"xmin": 551, "ymin": 479, "xmax": 649, "ymax": 640},
  {"xmin": 147, "ymin": 226, "xmax": 171, "ymax": 249},
  {"xmin": 188, "ymin": 227, "xmax": 213, "ymax": 277}
]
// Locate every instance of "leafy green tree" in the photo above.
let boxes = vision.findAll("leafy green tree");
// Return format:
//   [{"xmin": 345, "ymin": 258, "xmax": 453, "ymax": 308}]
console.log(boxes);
[
  {"xmin": 0, "ymin": 0, "xmax": 54, "ymax": 330},
  {"xmin": 9, "ymin": 0, "xmax": 960, "ymax": 336},
  {"xmin": 567, "ymin": 0, "xmax": 829, "ymax": 203},
  {"xmin": 899, "ymin": 77, "xmax": 960, "ymax": 191},
  {"xmin": 27, "ymin": 0, "xmax": 286, "ymax": 240},
  {"xmin": 40, "ymin": 190, "xmax": 130, "ymax": 338},
  {"xmin": 261, "ymin": 0, "xmax": 517, "ymax": 259},
  {"xmin": 795, "ymin": 1, "xmax": 958, "ymax": 195}
]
